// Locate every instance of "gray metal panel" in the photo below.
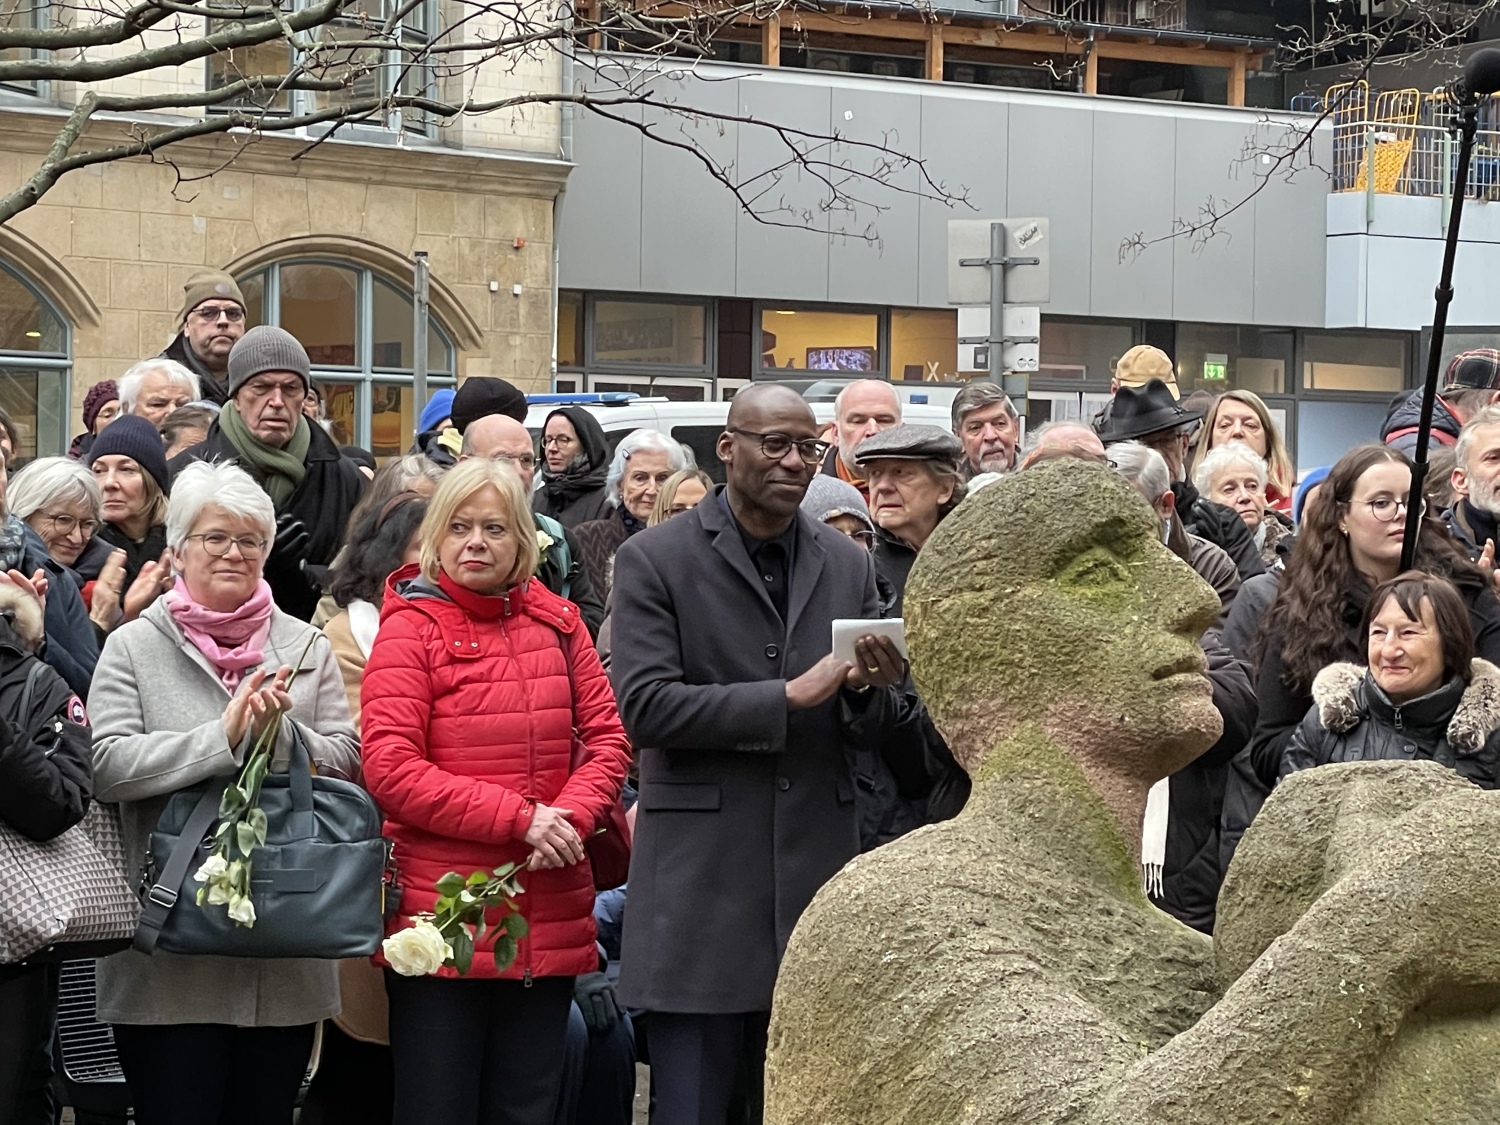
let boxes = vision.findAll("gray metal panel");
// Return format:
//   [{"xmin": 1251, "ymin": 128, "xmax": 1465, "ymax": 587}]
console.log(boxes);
[
  {"xmin": 637, "ymin": 73, "xmax": 741, "ymax": 297},
  {"xmin": 1090, "ymin": 109, "xmax": 1175, "ymax": 318},
  {"xmin": 1252, "ymin": 119, "xmax": 1331, "ymax": 327},
  {"xmin": 827, "ymin": 85, "xmax": 924, "ymax": 307},
  {"xmin": 1005, "ymin": 101, "xmax": 1094, "ymax": 315},
  {"xmin": 557, "ymin": 98, "xmax": 643, "ymax": 293},
  {"xmin": 915, "ymin": 93, "xmax": 1008, "ymax": 307},
  {"xmin": 734, "ymin": 80, "xmax": 834, "ymax": 302},
  {"xmin": 1171, "ymin": 116, "xmax": 1256, "ymax": 324}
]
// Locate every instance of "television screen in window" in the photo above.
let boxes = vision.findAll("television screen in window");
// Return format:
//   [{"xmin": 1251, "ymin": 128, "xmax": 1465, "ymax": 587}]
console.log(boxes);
[{"xmin": 806, "ymin": 347, "xmax": 876, "ymax": 372}]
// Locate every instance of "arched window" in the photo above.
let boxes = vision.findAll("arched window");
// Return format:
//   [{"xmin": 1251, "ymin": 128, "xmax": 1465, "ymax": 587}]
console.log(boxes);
[
  {"xmin": 238, "ymin": 260, "xmax": 456, "ymax": 458},
  {"xmin": 0, "ymin": 263, "xmax": 70, "ymax": 461}
]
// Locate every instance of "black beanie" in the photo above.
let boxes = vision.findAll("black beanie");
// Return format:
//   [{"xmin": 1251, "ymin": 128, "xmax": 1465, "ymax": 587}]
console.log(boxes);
[
  {"xmin": 451, "ymin": 377, "xmax": 528, "ymax": 434},
  {"xmin": 89, "ymin": 414, "xmax": 171, "ymax": 496}
]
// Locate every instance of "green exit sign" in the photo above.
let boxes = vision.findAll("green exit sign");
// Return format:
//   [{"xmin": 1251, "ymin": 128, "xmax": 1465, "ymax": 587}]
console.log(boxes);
[{"xmin": 1203, "ymin": 353, "xmax": 1229, "ymax": 382}]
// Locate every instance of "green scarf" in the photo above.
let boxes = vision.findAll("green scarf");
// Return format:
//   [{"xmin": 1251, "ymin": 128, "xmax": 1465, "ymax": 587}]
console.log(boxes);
[{"xmin": 219, "ymin": 401, "xmax": 311, "ymax": 507}]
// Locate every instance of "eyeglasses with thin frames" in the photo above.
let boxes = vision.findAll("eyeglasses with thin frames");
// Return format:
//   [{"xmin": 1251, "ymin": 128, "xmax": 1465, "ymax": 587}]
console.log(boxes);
[
  {"xmin": 192, "ymin": 305, "xmax": 245, "ymax": 324},
  {"xmin": 185, "ymin": 532, "xmax": 267, "ymax": 559},
  {"xmin": 45, "ymin": 513, "xmax": 99, "ymax": 538},
  {"xmin": 541, "ymin": 435, "xmax": 577, "ymax": 448},
  {"xmin": 1352, "ymin": 496, "xmax": 1426, "ymax": 524},
  {"xmin": 729, "ymin": 428, "xmax": 830, "ymax": 465}
]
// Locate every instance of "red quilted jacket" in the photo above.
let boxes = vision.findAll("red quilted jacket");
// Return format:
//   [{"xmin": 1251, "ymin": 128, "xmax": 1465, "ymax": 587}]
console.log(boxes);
[{"xmin": 361, "ymin": 564, "xmax": 630, "ymax": 980}]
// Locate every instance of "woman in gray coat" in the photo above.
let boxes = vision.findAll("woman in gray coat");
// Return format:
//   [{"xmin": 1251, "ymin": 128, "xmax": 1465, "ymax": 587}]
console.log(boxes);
[{"xmin": 90, "ymin": 459, "xmax": 359, "ymax": 1125}]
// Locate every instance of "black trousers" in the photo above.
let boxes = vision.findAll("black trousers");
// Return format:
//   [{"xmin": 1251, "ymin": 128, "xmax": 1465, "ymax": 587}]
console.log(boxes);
[
  {"xmin": 385, "ymin": 971, "xmax": 575, "ymax": 1125},
  {"xmin": 0, "ymin": 962, "xmax": 60, "ymax": 1125},
  {"xmin": 646, "ymin": 1011, "xmax": 770, "ymax": 1125},
  {"xmin": 299, "ymin": 1021, "xmax": 394, "ymax": 1125},
  {"xmin": 112, "ymin": 1021, "xmax": 316, "ymax": 1125}
]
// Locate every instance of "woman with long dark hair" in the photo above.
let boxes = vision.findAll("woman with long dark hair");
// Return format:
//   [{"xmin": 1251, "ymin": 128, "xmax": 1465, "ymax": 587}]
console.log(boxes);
[{"xmin": 1222, "ymin": 445, "xmax": 1500, "ymax": 860}]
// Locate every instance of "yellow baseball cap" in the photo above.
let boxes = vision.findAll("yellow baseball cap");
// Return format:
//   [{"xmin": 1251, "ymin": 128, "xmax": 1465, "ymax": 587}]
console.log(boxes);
[{"xmin": 1114, "ymin": 345, "xmax": 1180, "ymax": 401}]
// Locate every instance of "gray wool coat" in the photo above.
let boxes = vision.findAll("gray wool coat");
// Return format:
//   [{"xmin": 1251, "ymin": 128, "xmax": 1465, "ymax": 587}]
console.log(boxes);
[
  {"xmin": 89, "ymin": 598, "xmax": 360, "ymax": 1027},
  {"xmin": 610, "ymin": 490, "xmax": 894, "ymax": 1014}
]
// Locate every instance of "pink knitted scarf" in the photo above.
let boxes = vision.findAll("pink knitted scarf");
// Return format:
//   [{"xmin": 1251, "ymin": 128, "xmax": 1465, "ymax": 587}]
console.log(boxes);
[{"xmin": 165, "ymin": 576, "xmax": 275, "ymax": 693}]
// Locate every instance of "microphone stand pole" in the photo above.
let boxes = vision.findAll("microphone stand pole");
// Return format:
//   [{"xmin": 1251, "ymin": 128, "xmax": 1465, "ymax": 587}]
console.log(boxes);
[{"xmin": 1402, "ymin": 95, "xmax": 1481, "ymax": 571}]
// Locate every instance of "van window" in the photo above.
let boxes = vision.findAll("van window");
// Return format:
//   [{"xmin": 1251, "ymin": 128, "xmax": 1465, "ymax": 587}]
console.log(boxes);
[{"xmin": 672, "ymin": 426, "xmax": 727, "ymax": 484}]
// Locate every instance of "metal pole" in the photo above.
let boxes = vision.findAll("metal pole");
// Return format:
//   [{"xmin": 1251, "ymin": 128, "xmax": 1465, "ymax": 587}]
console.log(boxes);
[
  {"xmin": 1401, "ymin": 99, "xmax": 1480, "ymax": 571},
  {"xmin": 412, "ymin": 250, "xmax": 430, "ymax": 446},
  {"xmin": 988, "ymin": 221, "xmax": 1005, "ymax": 385}
]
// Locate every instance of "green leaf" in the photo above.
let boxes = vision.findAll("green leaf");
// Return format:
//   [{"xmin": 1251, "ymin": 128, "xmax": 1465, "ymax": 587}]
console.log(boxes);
[
  {"xmin": 466, "ymin": 871, "xmax": 490, "ymax": 888},
  {"xmin": 247, "ymin": 808, "xmax": 268, "ymax": 847},
  {"xmin": 492, "ymin": 935, "xmax": 517, "ymax": 972},
  {"xmin": 236, "ymin": 822, "xmax": 257, "ymax": 857},
  {"xmin": 218, "ymin": 786, "xmax": 246, "ymax": 817},
  {"xmin": 505, "ymin": 913, "xmax": 529, "ymax": 941},
  {"xmin": 450, "ymin": 928, "xmax": 474, "ymax": 975},
  {"xmin": 436, "ymin": 872, "xmax": 466, "ymax": 898}
]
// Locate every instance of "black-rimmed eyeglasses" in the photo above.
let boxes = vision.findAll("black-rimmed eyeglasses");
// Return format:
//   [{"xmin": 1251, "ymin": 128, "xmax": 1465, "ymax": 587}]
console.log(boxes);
[{"xmin": 729, "ymin": 428, "xmax": 830, "ymax": 465}]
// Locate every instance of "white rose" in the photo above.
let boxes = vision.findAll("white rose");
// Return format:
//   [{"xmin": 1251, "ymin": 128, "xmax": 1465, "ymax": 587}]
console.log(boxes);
[
  {"xmin": 194, "ymin": 854, "xmax": 229, "ymax": 884},
  {"xmin": 227, "ymin": 893, "xmax": 257, "ymax": 927},
  {"xmin": 206, "ymin": 881, "xmax": 234, "ymax": 906},
  {"xmin": 536, "ymin": 529, "xmax": 555, "ymax": 552},
  {"xmin": 383, "ymin": 919, "xmax": 453, "ymax": 977}
]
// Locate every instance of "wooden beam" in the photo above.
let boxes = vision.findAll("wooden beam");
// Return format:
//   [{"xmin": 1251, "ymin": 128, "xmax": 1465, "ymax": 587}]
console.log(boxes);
[
  {"xmin": 925, "ymin": 22, "xmax": 944, "ymax": 82},
  {"xmin": 762, "ymin": 12, "xmax": 781, "ymax": 67},
  {"xmin": 1228, "ymin": 50, "xmax": 1247, "ymax": 106},
  {"xmin": 1083, "ymin": 46, "xmax": 1098, "ymax": 94}
]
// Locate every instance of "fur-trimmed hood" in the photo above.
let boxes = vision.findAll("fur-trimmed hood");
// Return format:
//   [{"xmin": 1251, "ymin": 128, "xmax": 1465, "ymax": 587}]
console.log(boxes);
[
  {"xmin": 0, "ymin": 581, "xmax": 47, "ymax": 653},
  {"xmin": 1312, "ymin": 658, "xmax": 1500, "ymax": 753}
]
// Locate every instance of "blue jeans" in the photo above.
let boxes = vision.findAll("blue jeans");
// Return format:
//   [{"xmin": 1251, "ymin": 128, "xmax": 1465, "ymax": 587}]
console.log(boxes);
[{"xmin": 555, "ymin": 1000, "xmax": 637, "ymax": 1125}]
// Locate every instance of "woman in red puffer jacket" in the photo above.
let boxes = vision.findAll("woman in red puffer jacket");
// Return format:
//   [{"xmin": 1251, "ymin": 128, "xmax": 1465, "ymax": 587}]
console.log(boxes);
[{"xmin": 361, "ymin": 458, "xmax": 630, "ymax": 1125}]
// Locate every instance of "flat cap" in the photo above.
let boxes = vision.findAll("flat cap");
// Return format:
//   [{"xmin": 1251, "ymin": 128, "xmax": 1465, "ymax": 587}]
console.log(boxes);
[{"xmin": 853, "ymin": 423, "xmax": 962, "ymax": 468}]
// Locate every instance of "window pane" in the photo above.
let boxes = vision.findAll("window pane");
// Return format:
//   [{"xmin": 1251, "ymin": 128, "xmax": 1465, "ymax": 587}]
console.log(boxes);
[
  {"xmin": 1175, "ymin": 323, "xmax": 1293, "ymax": 396},
  {"xmin": 0, "ymin": 270, "xmax": 65, "ymax": 354},
  {"xmin": 1038, "ymin": 318, "xmax": 1134, "ymax": 383},
  {"xmin": 759, "ymin": 308, "xmax": 878, "ymax": 373},
  {"xmin": 1302, "ymin": 332, "xmax": 1408, "ymax": 393},
  {"xmin": 314, "ymin": 379, "xmax": 359, "ymax": 448},
  {"xmin": 890, "ymin": 309, "xmax": 956, "ymax": 382},
  {"xmin": 240, "ymin": 271, "xmax": 265, "ymax": 331},
  {"xmin": 0, "ymin": 0, "xmax": 40, "ymax": 92},
  {"xmin": 280, "ymin": 263, "xmax": 358, "ymax": 367},
  {"xmin": 305, "ymin": 21, "xmax": 388, "ymax": 115},
  {"xmin": 371, "ymin": 279, "xmax": 452, "ymax": 372},
  {"xmin": 371, "ymin": 382, "xmax": 414, "ymax": 460},
  {"xmin": 0, "ymin": 369, "xmax": 64, "ymax": 461},
  {"xmin": 558, "ymin": 291, "xmax": 583, "ymax": 369},
  {"xmin": 594, "ymin": 300, "xmax": 707, "ymax": 366},
  {"xmin": 205, "ymin": 33, "xmax": 293, "ymax": 113}
]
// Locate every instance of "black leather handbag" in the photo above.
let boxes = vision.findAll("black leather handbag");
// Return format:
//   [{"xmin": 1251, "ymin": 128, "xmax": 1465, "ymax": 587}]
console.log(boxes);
[{"xmin": 134, "ymin": 722, "xmax": 388, "ymax": 959}]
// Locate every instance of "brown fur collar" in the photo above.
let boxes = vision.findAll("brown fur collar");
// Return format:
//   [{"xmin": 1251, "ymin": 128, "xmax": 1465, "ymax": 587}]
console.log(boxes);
[{"xmin": 1312, "ymin": 658, "xmax": 1500, "ymax": 753}]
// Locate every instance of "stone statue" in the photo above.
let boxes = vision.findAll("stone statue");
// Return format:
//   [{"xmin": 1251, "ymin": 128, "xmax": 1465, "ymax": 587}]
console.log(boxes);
[{"xmin": 764, "ymin": 460, "xmax": 1500, "ymax": 1125}]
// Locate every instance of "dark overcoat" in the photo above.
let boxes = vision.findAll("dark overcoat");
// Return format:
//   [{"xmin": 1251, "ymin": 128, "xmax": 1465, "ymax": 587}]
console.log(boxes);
[{"xmin": 610, "ymin": 488, "xmax": 882, "ymax": 1013}]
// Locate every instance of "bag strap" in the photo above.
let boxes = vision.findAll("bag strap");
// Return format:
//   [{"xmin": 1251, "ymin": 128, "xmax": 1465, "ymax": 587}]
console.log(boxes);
[
  {"xmin": 16, "ymin": 659, "xmax": 53, "ymax": 744},
  {"xmin": 133, "ymin": 777, "xmax": 228, "ymax": 955},
  {"xmin": 536, "ymin": 513, "xmax": 572, "ymax": 600}
]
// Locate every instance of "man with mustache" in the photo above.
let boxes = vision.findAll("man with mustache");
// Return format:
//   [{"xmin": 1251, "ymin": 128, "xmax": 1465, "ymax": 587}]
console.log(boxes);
[{"xmin": 950, "ymin": 381, "xmax": 1020, "ymax": 478}]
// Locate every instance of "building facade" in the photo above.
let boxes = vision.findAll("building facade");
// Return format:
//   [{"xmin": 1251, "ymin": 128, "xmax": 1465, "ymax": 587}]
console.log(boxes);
[{"xmin": 0, "ymin": 12, "xmax": 567, "ymax": 460}]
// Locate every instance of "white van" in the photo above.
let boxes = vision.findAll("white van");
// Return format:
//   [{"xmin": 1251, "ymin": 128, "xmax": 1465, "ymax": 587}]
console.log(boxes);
[{"xmin": 523, "ymin": 394, "xmax": 955, "ymax": 483}]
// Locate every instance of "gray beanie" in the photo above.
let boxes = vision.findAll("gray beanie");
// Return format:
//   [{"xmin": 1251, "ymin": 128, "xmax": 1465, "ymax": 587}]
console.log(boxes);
[
  {"xmin": 799, "ymin": 474, "xmax": 874, "ymax": 533},
  {"xmin": 227, "ymin": 325, "xmax": 311, "ymax": 398}
]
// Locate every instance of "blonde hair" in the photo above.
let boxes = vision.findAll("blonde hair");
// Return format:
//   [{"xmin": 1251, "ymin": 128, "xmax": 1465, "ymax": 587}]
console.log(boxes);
[
  {"xmin": 418, "ymin": 458, "xmax": 539, "ymax": 592},
  {"xmin": 648, "ymin": 468, "xmax": 714, "ymax": 527},
  {"xmin": 1191, "ymin": 389, "xmax": 1294, "ymax": 499}
]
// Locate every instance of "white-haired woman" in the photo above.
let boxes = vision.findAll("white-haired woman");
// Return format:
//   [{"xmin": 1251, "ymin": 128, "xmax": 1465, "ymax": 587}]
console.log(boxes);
[
  {"xmin": 117, "ymin": 357, "xmax": 201, "ymax": 429},
  {"xmin": 1193, "ymin": 440, "xmax": 1293, "ymax": 569},
  {"xmin": 89, "ymin": 460, "xmax": 359, "ymax": 1125},
  {"xmin": 571, "ymin": 428, "xmax": 686, "ymax": 602}
]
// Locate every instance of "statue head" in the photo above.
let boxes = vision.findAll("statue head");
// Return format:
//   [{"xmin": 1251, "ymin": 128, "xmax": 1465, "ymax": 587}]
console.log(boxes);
[{"xmin": 905, "ymin": 459, "xmax": 1222, "ymax": 790}]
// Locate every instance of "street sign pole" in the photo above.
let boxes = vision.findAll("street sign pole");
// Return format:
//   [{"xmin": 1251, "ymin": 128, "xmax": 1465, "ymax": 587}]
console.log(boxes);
[
  {"xmin": 412, "ymin": 250, "xmax": 430, "ymax": 446},
  {"xmin": 957, "ymin": 221, "xmax": 1040, "ymax": 394}
]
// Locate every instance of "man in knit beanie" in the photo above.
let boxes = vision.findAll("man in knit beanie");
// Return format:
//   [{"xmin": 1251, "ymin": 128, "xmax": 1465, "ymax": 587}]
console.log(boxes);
[
  {"xmin": 159, "ymin": 268, "xmax": 246, "ymax": 407},
  {"xmin": 170, "ymin": 325, "xmax": 367, "ymax": 620}
]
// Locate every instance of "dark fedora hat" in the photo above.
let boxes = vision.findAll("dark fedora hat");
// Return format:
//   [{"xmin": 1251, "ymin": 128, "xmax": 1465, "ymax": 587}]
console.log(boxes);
[{"xmin": 1096, "ymin": 379, "xmax": 1204, "ymax": 444}]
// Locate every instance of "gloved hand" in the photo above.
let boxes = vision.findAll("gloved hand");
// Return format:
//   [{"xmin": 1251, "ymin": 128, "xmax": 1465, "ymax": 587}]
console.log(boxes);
[
  {"xmin": 270, "ymin": 512, "xmax": 309, "ymax": 568},
  {"xmin": 574, "ymin": 971, "xmax": 622, "ymax": 1033}
]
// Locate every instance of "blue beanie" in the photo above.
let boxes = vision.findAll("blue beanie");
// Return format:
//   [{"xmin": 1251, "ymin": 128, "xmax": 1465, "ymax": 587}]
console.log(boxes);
[
  {"xmin": 1293, "ymin": 465, "xmax": 1331, "ymax": 525},
  {"xmin": 89, "ymin": 414, "xmax": 171, "ymax": 497},
  {"xmin": 419, "ymin": 389, "xmax": 456, "ymax": 435}
]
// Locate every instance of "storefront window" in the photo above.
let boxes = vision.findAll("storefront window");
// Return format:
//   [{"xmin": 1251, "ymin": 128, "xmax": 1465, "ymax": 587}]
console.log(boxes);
[
  {"xmin": 890, "ymin": 309, "xmax": 956, "ymax": 381},
  {"xmin": 1175, "ymin": 324, "xmax": 1293, "ymax": 396},
  {"xmin": 0, "ymin": 264, "xmax": 69, "ymax": 461},
  {"xmin": 279, "ymin": 263, "xmax": 359, "ymax": 367},
  {"xmin": 759, "ymin": 307, "xmax": 880, "ymax": 374},
  {"xmin": 593, "ymin": 299, "xmax": 707, "ymax": 367},
  {"xmin": 372, "ymin": 278, "xmax": 454, "ymax": 372},
  {"xmin": 558, "ymin": 290, "xmax": 583, "ymax": 369},
  {"xmin": 1038, "ymin": 318, "xmax": 1135, "ymax": 383},
  {"xmin": 1301, "ymin": 332, "xmax": 1408, "ymax": 393}
]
